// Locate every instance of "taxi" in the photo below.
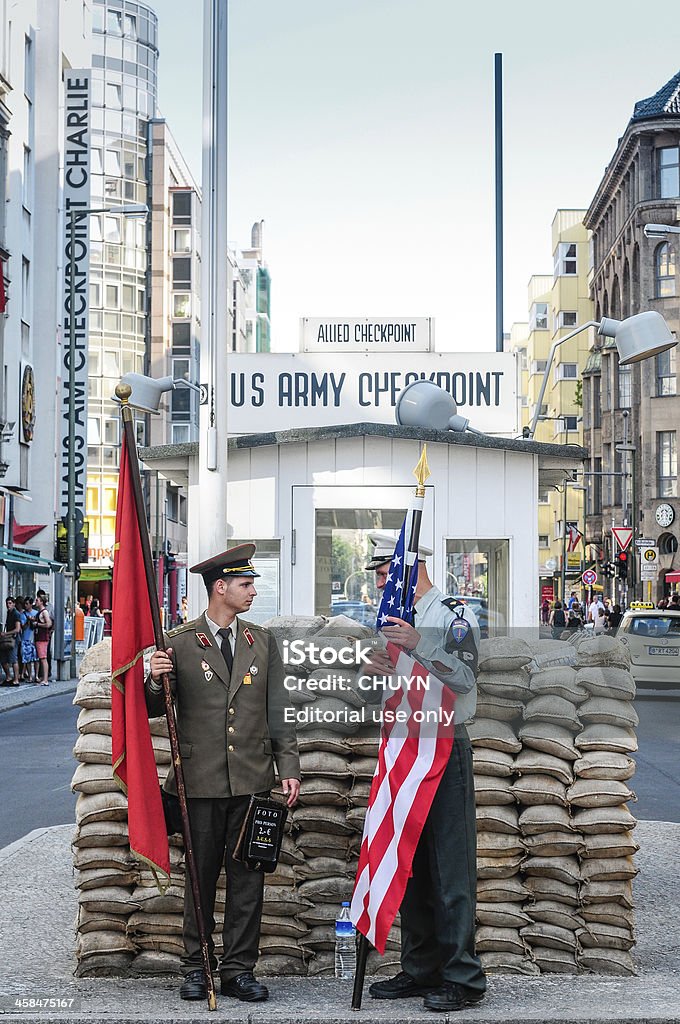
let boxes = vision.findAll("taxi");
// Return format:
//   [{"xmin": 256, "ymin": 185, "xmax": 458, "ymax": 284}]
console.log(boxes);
[{"xmin": 617, "ymin": 603, "xmax": 680, "ymax": 689}]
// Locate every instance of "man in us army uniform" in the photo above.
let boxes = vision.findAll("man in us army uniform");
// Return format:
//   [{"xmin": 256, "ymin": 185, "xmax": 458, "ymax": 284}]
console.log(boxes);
[
  {"xmin": 362, "ymin": 532, "xmax": 486, "ymax": 1013},
  {"xmin": 147, "ymin": 544, "xmax": 300, "ymax": 1003}
]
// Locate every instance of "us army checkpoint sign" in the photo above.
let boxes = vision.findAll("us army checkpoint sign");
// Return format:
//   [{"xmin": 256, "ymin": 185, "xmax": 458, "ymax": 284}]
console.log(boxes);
[{"xmin": 226, "ymin": 351, "xmax": 518, "ymax": 435}]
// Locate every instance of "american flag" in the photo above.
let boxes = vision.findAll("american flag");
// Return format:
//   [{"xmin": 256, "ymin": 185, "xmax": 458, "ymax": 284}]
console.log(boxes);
[{"xmin": 350, "ymin": 494, "xmax": 456, "ymax": 954}]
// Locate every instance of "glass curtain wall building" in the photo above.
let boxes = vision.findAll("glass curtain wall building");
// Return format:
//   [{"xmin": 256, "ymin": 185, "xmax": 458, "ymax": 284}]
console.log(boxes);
[{"xmin": 86, "ymin": 0, "xmax": 157, "ymax": 570}]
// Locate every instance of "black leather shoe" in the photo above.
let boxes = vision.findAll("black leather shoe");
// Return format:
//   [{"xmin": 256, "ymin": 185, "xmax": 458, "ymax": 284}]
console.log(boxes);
[
  {"xmin": 221, "ymin": 971, "xmax": 269, "ymax": 1002},
  {"xmin": 180, "ymin": 970, "xmax": 207, "ymax": 1001},
  {"xmin": 369, "ymin": 971, "xmax": 439, "ymax": 1000},
  {"xmin": 423, "ymin": 983, "xmax": 485, "ymax": 1012}
]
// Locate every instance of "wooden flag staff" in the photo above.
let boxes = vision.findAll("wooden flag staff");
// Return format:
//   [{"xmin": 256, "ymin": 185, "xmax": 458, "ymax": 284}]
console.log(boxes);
[{"xmin": 115, "ymin": 382, "xmax": 217, "ymax": 1011}]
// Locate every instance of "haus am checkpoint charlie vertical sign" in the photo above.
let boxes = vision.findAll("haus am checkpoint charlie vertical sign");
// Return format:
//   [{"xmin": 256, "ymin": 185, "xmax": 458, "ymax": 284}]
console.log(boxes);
[{"xmin": 227, "ymin": 351, "xmax": 518, "ymax": 435}]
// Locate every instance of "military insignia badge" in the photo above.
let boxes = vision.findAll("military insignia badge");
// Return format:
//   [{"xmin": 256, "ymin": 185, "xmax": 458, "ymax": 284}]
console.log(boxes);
[
  {"xmin": 200, "ymin": 658, "xmax": 214, "ymax": 681},
  {"xmin": 250, "ymin": 664, "xmax": 259, "ymax": 676},
  {"xmin": 243, "ymin": 627, "xmax": 255, "ymax": 647},
  {"xmin": 196, "ymin": 632, "xmax": 212, "ymax": 648},
  {"xmin": 450, "ymin": 616, "xmax": 470, "ymax": 645},
  {"xmin": 243, "ymin": 673, "xmax": 252, "ymax": 686}
]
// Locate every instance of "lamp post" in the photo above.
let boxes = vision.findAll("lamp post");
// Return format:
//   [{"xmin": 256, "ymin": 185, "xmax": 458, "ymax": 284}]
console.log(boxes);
[
  {"xmin": 66, "ymin": 203, "xmax": 147, "ymax": 679},
  {"xmin": 523, "ymin": 311, "xmax": 676, "ymax": 439}
]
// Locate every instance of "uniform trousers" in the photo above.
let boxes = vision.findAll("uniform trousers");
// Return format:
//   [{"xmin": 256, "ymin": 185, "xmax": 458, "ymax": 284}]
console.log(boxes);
[
  {"xmin": 182, "ymin": 795, "xmax": 265, "ymax": 980},
  {"xmin": 400, "ymin": 725, "xmax": 486, "ymax": 995}
]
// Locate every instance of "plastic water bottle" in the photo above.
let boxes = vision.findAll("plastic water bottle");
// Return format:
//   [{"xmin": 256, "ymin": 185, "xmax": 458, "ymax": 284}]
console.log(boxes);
[{"xmin": 334, "ymin": 901, "xmax": 356, "ymax": 979}]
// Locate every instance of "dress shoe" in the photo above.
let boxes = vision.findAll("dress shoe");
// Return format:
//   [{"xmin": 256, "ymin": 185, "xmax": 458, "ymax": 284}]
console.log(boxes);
[
  {"xmin": 179, "ymin": 970, "xmax": 207, "ymax": 1001},
  {"xmin": 369, "ymin": 971, "xmax": 439, "ymax": 1000},
  {"xmin": 221, "ymin": 971, "xmax": 269, "ymax": 1002},
  {"xmin": 423, "ymin": 983, "xmax": 485, "ymax": 1012}
]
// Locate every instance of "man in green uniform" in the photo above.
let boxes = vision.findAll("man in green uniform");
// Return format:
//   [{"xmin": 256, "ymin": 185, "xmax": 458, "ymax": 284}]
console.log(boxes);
[{"xmin": 147, "ymin": 544, "xmax": 300, "ymax": 1003}]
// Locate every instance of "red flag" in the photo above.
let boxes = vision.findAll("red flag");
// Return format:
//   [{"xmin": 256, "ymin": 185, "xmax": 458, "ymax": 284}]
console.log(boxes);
[
  {"xmin": 350, "ymin": 644, "xmax": 455, "ymax": 953},
  {"xmin": 111, "ymin": 431, "xmax": 170, "ymax": 889}
]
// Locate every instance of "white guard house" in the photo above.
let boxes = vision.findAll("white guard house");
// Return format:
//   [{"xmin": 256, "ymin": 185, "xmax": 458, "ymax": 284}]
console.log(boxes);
[{"xmin": 140, "ymin": 424, "xmax": 586, "ymax": 630}]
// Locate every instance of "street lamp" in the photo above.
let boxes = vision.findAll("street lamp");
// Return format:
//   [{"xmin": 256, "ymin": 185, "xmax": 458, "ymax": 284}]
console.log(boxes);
[
  {"xmin": 643, "ymin": 223, "xmax": 680, "ymax": 238},
  {"xmin": 66, "ymin": 203, "xmax": 148, "ymax": 679},
  {"xmin": 523, "ymin": 311, "xmax": 676, "ymax": 439},
  {"xmin": 116, "ymin": 371, "xmax": 204, "ymax": 414}
]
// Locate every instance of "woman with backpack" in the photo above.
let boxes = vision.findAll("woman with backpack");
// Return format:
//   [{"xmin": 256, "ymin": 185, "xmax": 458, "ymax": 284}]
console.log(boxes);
[
  {"xmin": 549, "ymin": 600, "xmax": 567, "ymax": 639},
  {"xmin": 34, "ymin": 594, "xmax": 53, "ymax": 686}
]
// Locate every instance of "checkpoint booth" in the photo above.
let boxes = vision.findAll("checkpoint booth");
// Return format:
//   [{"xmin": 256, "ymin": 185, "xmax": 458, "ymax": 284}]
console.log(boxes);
[{"xmin": 140, "ymin": 423, "xmax": 586, "ymax": 629}]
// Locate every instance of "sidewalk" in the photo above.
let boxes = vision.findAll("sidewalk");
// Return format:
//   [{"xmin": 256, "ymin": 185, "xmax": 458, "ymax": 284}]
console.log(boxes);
[
  {"xmin": 0, "ymin": 821, "xmax": 679, "ymax": 1023},
  {"xmin": 0, "ymin": 676, "xmax": 78, "ymax": 714}
]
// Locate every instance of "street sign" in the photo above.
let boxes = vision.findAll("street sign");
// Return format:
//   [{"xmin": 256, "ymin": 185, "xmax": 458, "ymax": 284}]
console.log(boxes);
[
  {"xmin": 635, "ymin": 538, "xmax": 655, "ymax": 548},
  {"xmin": 583, "ymin": 569, "xmax": 597, "ymax": 586},
  {"xmin": 612, "ymin": 527, "xmax": 633, "ymax": 552},
  {"xmin": 640, "ymin": 546, "xmax": 659, "ymax": 581}
]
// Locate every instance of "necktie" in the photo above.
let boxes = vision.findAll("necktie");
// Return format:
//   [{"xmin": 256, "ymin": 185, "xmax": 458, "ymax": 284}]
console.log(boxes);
[{"xmin": 218, "ymin": 627, "xmax": 234, "ymax": 675}]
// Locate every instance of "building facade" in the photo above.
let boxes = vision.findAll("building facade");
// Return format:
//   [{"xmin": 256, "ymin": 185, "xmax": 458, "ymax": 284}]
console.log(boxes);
[
  {"xmin": 511, "ymin": 211, "xmax": 593, "ymax": 606},
  {"xmin": 0, "ymin": 0, "xmax": 90, "ymax": 601},
  {"xmin": 583, "ymin": 71, "xmax": 680, "ymax": 601}
]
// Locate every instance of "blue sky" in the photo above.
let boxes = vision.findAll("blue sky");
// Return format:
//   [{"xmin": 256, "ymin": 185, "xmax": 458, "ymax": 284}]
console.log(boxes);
[{"xmin": 154, "ymin": 0, "xmax": 680, "ymax": 353}]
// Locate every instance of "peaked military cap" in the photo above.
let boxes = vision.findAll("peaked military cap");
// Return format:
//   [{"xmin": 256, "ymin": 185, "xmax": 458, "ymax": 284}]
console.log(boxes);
[
  {"xmin": 364, "ymin": 530, "xmax": 433, "ymax": 571},
  {"xmin": 190, "ymin": 543, "xmax": 260, "ymax": 584}
]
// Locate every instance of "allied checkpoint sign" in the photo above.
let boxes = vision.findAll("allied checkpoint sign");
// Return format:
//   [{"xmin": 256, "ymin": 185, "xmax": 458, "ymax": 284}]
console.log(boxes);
[
  {"xmin": 301, "ymin": 317, "xmax": 434, "ymax": 353},
  {"xmin": 227, "ymin": 352, "xmax": 518, "ymax": 435}
]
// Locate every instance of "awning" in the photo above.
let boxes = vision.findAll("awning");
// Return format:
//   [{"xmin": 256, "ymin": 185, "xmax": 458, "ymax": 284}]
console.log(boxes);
[
  {"xmin": 0, "ymin": 547, "xmax": 63, "ymax": 575},
  {"xmin": 665, "ymin": 571, "xmax": 680, "ymax": 584},
  {"xmin": 80, "ymin": 565, "xmax": 113, "ymax": 582},
  {"xmin": 12, "ymin": 521, "xmax": 46, "ymax": 545}
]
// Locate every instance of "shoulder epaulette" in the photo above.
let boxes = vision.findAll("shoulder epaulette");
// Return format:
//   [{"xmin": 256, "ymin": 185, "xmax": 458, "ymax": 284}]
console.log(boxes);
[
  {"xmin": 441, "ymin": 597, "xmax": 465, "ymax": 612},
  {"xmin": 167, "ymin": 619, "xmax": 197, "ymax": 638}
]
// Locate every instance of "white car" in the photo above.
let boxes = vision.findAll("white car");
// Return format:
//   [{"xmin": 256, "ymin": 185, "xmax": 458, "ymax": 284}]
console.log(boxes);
[{"xmin": 617, "ymin": 607, "xmax": 680, "ymax": 689}]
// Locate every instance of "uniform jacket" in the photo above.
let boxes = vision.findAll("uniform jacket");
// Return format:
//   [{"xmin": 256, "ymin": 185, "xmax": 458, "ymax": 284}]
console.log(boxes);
[
  {"xmin": 144, "ymin": 612, "xmax": 300, "ymax": 798},
  {"xmin": 412, "ymin": 585, "xmax": 479, "ymax": 724}
]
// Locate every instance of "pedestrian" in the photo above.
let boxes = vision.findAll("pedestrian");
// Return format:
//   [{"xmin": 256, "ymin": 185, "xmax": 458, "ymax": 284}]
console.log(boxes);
[
  {"xmin": 588, "ymin": 595, "xmax": 607, "ymax": 632},
  {"xmin": 550, "ymin": 600, "xmax": 567, "ymax": 639},
  {"xmin": 146, "ymin": 544, "xmax": 300, "ymax": 1004},
  {"xmin": 19, "ymin": 597, "xmax": 38, "ymax": 683},
  {"xmin": 568, "ymin": 601, "xmax": 583, "ymax": 627},
  {"xmin": 34, "ymin": 595, "xmax": 52, "ymax": 685},
  {"xmin": 361, "ymin": 532, "xmax": 486, "ymax": 1013},
  {"xmin": 670, "ymin": 593, "xmax": 680, "ymax": 611},
  {"xmin": 180, "ymin": 595, "xmax": 189, "ymax": 623},
  {"xmin": 37, "ymin": 590, "xmax": 55, "ymax": 681},
  {"xmin": 89, "ymin": 598, "xmax": 103, "ymax": 617},
  {"xmin": 540, "ymin": 597, "xmax": 550, "ymax": 624},
  {"xmin": 658, "ymin": 597, "xmax": 669, "ymax": 610},
  {"xmin": 0, "ymin": 596, "xmax": 21, "ymax": 685},
  {"xmin": 606, "ymin": 603, "xmax": 623, "ymax": 631}
]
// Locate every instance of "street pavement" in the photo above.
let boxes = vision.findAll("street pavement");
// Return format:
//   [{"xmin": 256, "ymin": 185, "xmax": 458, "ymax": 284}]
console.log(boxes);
[{"xmin": 1, "ymin": 820, "xmax": 679, "ymax": 1023}]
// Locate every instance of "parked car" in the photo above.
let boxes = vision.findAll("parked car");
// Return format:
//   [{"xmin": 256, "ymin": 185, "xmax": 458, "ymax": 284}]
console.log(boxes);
[
  {"xmin": 617, "ymin": 606, "xmax": 680, "ymax": 689},
  {"xmin": 329, "ymin": 599, "xmax": 377, "ymax": 628}
]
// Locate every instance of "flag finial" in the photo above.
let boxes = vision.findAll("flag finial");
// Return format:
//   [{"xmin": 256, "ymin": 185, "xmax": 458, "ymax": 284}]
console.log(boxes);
[
  {"xmin": 115, "ymin": 382, "xmax": 132, "ymax": 406},
  {"xmin": 413, "ymin": 445, "xmax": 430, "ymax": 496}
]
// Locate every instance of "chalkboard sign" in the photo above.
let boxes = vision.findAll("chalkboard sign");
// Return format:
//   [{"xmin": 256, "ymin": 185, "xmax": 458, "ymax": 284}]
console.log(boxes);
[{"xmin": 233, "ymin": 796, "xmax": 288, "ymax": 872}]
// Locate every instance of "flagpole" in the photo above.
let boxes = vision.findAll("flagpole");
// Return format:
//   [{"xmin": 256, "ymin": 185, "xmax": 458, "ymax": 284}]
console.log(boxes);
[
  {"xmin": 351, "ymin": 445, "xmax": 431, "ymax": 1010},
  {"xmin": 115, "ymin": 383, "xmax": 217, "ymax": 1012}
]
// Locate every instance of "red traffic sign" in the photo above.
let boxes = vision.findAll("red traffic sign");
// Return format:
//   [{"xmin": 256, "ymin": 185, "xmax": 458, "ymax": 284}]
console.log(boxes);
[
  {"xmin": 612, "ymin": 527, "xmax": 633, "ymax": 552},
  {"xmin": 582, "ymin": 569, "xmax": 597, "ymax": 586}
]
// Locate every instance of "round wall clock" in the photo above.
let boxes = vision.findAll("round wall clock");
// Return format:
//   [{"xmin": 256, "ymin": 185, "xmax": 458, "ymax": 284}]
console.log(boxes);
[
  {"xmin": 655, "ymin": 503, "xmax": 675, "ymax": 528},
  {"xmin": 21, "ymin": 364, "xmax": 35, "ymax": 443}
]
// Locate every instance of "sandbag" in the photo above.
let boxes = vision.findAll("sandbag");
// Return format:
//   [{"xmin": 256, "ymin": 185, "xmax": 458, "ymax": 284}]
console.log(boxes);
[
  {"xmin": 77, "ymin": 707, "xmax": 112, "ymax": 736},
  {"xmin": 574, "ymin": 724, "xmax": 637, "ymax": 754},
  {"xmin": 474, "ymin": 775, "xmax": 515, "ymax": 806},
  {"xmin": 522, "ymin": 832, "xmax": 585, "ymax": 858},
  {"xmin": 578, "ymin": 697, "xmax": 639, "ymax": 729},
  {"xmin": 76, "ymin": 931, "xmax": 135, "ymax": 959},
  {"xmin": 73, "ymin": 733, "xmax": 112, "ymax": 764},
  {"xmin": 79, "ymin": 638, "xmax": 113, "ymax": 675},
  {"xmin": 525, "ymin": 900, "xmax": 584, "ymax": 932},
  {"xmin": 529, "ymin": 666, "xmax": 587, "ymax": 703},
  {"xmin": 520, "ymin": 922, "xmax": 578, "ymax": 952},
  {"xmin": 78, "ymin": 886, "xmax": 135, "ymax": 915},
  {"xmin": 298, "ymin": 877, "xmax": 354, "ymax": 904},
  {"xmin": 510, "ymin": 775, "xmax": 568, "ymax": 808},
  {"xmin": 476, "ymin": 902, "xmax": 532, "ymax": 929},
  {"xmin": 299, "ymin": 750, "xmax": 350, "ymax": 777},
  {"xmin": 78, "ymin": 908, "xmax": 128, "ymax": 934},
  {"xmin": 296, "ymin": 777, "xmax": 349, "ymax": 807},
  {"xmin": 522, "ymin": 856, "xmax": 581, "ymax": 886},
  {"xmin": 575, "ymin": 636, "xmax": 631, "ymax": 669},
  {"xmin": 518, "ymin": 805, "xmax": 573, "ymax": 836},
  {"xmin": 71, "ymin": 763, "xmax": 119, "ymax": 795},
  {"xmin": 475, "ymin": 927, "xmax": 526, "ymax": 956},
  {"xmin": 571, "ymin": 805, "xmax": 637, "ymax": 835},
  {"xmin": 575, "ymin": 666, "xmax": 635, "ymax": 699},
  {"xmin": 581, "ymin": 833, "xmax": 639, "ymax": 860},
  {"xmin": 75, "ymin": 867, "xmax": 139, "ymax": 891},
  {"xmin": 74, "ymin": 672, "xmax": 112, "ymax": 710},
  {"xmin": 567, "ymin": 779, "xmax": 636, "ymax": 808},
  {"xmin": 530, "ymin": 946, "xmax": 577, "ymax": 973},
  {"xmin": 73, "ymin": 821, "xmax": 129, "ymax": 848},
  {"xmin": 579, "ymin": 857, "xmax": 638, "ymax": 882},
  {"xmin": 478, "ymin": 637, "xmax": 533, "ymax": 672},
  {"xmin": 573, "ymin": 750, "xmax": 636, "ymax": 782},
  {"xmin": 479, "ymin": 952, "xmax": 540, "ymax": 975},
  {"xmin": 295, "ymin": 856, "xmax": 353, "ymax": 881},
  {"xmin": 477, "ymin": 854, "xmax": 526, "ymax": 878},
  {"xmin": 76, "ymin": 792, "xmax": 128, "ymax": 826},
  {"xmin": 477, "ymin": 671, "xmax": 532, "ymax": 702},
  {"xmin": 523, "ymin": 876, "xmax": 579, "ymax": 906},
  {"xmin": 579, "ymin": 879, "xmax": 633, "ymax": 909},
  {"xmin": 126, "ymin": 911, "xmax": 183, "ymax": 936},
  {"xmin": 513, "ymin": 749, "xmax": 573, "ymax": 786},
  {"xmin": 297, "ymin": 733, "xmax": 350, "ymax": 756},
  {"xmin": 476, "ymin": 804, "xmax": 520, "ymax": 834},
  {"xmin": 476, "ymin": 877, "xmax": 531, "ymax": 903},
  {"xmin": 472, "ymin": 748, "xmax": 515, "ymax": 778},
  {"xmin": 518, "ymin": 722, "xmax": 579, "ymax": 761},
  {"xmin": 474, "ymin": 694, "xmax": 525, "ymax": 723},
  {"xmin": 523, "ymin": 695, "xmax": 581, "ymax": 732},
  {"xmin": 476, "ymin": 832, "xmax": 525, "ymax": 858},
  {"xmin": 467, "ymin": 718, "xmax": 521, "ymax": 754},
  {"xmin": 581, "ymin": 903, "xmax": 634, "ymax": 930},
  {"xmin": 577, "ymin": 948, "xmax": 635, "ymax": 975},
  {"xmin": 577, "ymin": 922, "xmax": 635, "ymax": 951}
]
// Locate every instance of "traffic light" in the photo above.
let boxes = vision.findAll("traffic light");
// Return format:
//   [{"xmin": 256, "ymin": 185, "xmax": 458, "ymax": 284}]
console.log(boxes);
[
  {"xmin": 164, "ymin": 546, "xmax": 177, "ymax": 574},
  {"xmin": 617, "ymin": 551, "xmax": 628, "ymax": 579}
]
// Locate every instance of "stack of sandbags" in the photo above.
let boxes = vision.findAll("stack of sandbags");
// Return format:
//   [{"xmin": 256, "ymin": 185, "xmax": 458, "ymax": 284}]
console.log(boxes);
[
  {"xmin": 572, "ymin": 634, "xmax": 639, "ymax": 976},
  {"xmin": 72, "ymin": 668, "xmax": 137, "ymax": 976}
]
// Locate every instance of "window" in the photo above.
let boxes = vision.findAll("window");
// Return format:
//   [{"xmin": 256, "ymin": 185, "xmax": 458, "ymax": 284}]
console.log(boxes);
[
  {"xmin": 173, "ymin": 228, "xmax": 191, "ymax": 253},
  {"xmin": 554, "ymin": 242, "xmax": 577, "ymax": 277},
  {"xmin": 21, "ymin": 257, "xmax": 29, "ymax": 322},
  {"xmin": 172, "ymin": 191, "xmax": 192, "ymax": 224},
  {"xmin": 538, "ymin": 490, "xmax": 550, "ymax": 504},
  {"xmin": 593, "ymin": 380, "xmax": 601, "ymax": 428},
  {"xmin": 123, "ymin": 14, "xmax": 137, "ymax": 38},
  {"xmin": 530, "ymin": 360, "xmax": 547, "ymax": 376},
  {"xmin": 107, "ymin": 10, "xmax": 123, "ymax": 35},
  {"xmin": 173, "ymin": 358, "xmax": 190, "ymax": 383},
  {"xmin": 583, "ymin": 377, "xmax": 591, "ymax": 429},
  {"xmin": 173, "ymin": 293, "xmax": 191, "ymax": 318},
  {"xmin": 655, "ymin": 242, "xmax": 676, "ymax": 297},
  {"xmin": 554, "ymin": 362, "xmax": 578, "ymax": 381},
  {"xmin": 172, "ymin": 322, "xmax": 191, "ymax": 352},
  {"xmin": 657, "ymin": 146, "xmax": 680, "ymax": 198},
  {"xmin": 171, "ymin": 423, "xmax": 190, "ymax": 444},
  {"xmin": 592, "ymin": 457, "xmax": 602, "ymax": 514},
  {"xmin": 529, "ymin": 302, "xmax": 548, "ymax": 331},
  {"xmin": 558, "ymin": 311, "xmax": 578, "ymax": 329},
  {"xmin": 602, "ymin": 358, "xmax": 611, "ymax": 411},
  {"xmin": 22, "ymin": 145, "xmax": 31, "ymax": 209},
  {"xmin": 166, "ymin": 489, "xmax": 178, "ymax": 522},
  {"xmin": 658, "ymin": 431, "xmax": 677, "ymax": 497},
  {"xmin": 24, "ymin": 34, "xmax": 33, "ymax": 100},
  {"xmin": 657, "ymin": 346, "xmax": 677, "ymax": 396},
  {"xmin": 172, "ymin": 257, "xmax": 191, "ymax": 288},
  {"xmin": 617, "ymin": 364, "xmax": 632, "ymax": 408},
  {"xmin": 614, "ymin": 446, "xmax": 623, "ymax": 507},
  {"xmin": 105, "ymin": 283, "xmax": 119, "ymax": 308},
  {"xmin": 539, "ymin": 535, "xmax": 550, "ymax": 548},
  {"xmin": 562, "ymin": 415, "xmax": 578, "ymax": 432}
]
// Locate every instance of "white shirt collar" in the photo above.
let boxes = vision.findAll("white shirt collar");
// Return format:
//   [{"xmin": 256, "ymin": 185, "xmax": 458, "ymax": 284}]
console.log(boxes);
[{"xmin": 205, "ymin": 613, "xmax": 236, "ymax": 643}]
